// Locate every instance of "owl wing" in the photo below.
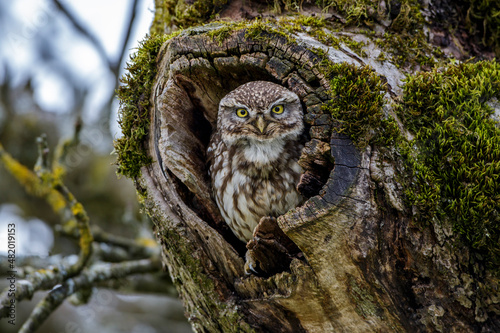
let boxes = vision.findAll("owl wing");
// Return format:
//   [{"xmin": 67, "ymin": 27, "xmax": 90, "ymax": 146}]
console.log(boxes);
[{"xmin": 207, "ymin": 131, "xmax": 222, "ymax": 177}]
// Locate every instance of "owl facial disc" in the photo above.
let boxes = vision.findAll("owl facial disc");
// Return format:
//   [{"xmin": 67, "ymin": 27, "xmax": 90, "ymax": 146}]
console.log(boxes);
[{"xmin": 217, "ymin": 81, "xmax": 304, "ymax": 145}]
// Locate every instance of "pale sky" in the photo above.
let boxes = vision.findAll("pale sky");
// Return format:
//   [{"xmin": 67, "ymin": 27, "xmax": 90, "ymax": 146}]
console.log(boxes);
[{"xmin": 2, "ymin": 0, "xmax": 155, "ymax": 127}]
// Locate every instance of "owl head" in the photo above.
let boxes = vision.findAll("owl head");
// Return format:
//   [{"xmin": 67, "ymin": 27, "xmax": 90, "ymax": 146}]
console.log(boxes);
[{"xmin": 217, "ymin": 81, "xmax": 304, "ymax": 146}]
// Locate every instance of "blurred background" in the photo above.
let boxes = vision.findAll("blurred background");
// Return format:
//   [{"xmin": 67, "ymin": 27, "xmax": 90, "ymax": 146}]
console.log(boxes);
[{"xmin": 0, "ymin": 1, "xmax": 192, "ymax": 332}]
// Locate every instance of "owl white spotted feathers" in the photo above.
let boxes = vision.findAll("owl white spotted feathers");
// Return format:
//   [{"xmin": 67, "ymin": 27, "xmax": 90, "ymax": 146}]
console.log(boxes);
[{"xmin": 207, "ymin": 81, "xmax": 305, "ymax": 242}]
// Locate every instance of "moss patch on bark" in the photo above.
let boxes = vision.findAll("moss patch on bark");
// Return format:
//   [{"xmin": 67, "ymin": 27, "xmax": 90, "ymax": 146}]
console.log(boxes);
[
  {"xmin": 399, "ymin": 60, "xmax": 500, "ymax": 270},
  {"xmin": 115, "ymin": 34, "xmax": 174, "ymax": 178}
]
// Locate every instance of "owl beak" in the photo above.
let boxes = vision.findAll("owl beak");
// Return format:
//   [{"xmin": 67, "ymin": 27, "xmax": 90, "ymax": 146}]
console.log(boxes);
[{"xmin": 255, "ymin": 116, "xmax": 266, "ymax": 133}]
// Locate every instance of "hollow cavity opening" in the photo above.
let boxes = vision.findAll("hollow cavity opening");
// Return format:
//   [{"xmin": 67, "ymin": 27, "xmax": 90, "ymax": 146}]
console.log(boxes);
[{"xmin": 155, "ymin": 49, "xmax": 336, "ymax": 250}]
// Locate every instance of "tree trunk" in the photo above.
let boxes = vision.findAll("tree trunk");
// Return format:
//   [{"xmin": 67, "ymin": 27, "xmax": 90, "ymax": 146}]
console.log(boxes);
[{"xmin": 115, "ymin": 1, "xmax": 500, "ymax": 332}]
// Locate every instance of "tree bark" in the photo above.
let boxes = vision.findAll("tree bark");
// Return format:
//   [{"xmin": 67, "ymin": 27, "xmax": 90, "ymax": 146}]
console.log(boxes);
[{"xmin": 117, "ymin": 1, "xmax": 500, "ymax": 332}]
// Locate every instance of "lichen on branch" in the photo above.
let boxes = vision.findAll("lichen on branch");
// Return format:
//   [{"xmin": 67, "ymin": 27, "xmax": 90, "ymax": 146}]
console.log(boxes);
[{"xmin": 0, "ymin": 133, "xmax": 162, "ymax": 331}]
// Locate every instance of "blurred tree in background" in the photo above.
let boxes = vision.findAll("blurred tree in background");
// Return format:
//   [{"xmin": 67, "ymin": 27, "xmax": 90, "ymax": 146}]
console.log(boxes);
[{"xmin": 0, "ymin": 1, "xmax": 191, "ymax": 332}]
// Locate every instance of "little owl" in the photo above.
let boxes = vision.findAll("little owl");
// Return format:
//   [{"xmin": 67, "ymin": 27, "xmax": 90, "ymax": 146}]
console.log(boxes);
[{"xmin": 208, "ymin": 81, "xmax": 305, "ymax": 243}]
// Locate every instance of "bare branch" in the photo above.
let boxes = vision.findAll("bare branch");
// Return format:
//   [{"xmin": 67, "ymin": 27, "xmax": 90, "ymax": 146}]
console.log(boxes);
[
  {"xmin": 53, "ymin": 116, "xmax": 82, "ymax": 169},
  {"xmin": 0, "ymin": 261, "xmax": 69, "ymax": 318},
  {"xmin": 58, "ymin": 224, "xmax": 159, "ymax": 259},
  {"xmin": 0, "ymin": 137, "xmax": 93, "ymax": 318},
  {"xmin": 18, "ymin": 258, "xmax": 161, "ymax": 333},
  {"xmin": 34, "ymin": 134, "xmax": 50, "ymax": 176},
  {"xmin": 0, "ymin": 255, "xmax": 70, "ymax": 279},
  {"xmin": 35, "ymin": 134, "xmax": 94, "ymax": 276}
]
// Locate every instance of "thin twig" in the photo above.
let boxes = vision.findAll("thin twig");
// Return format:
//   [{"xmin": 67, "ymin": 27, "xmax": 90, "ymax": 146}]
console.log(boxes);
[
  {"xmin": 0, "ymin": 261, "xmax": 68, "ymax": 318},
  {"xmin": 54, "ymin": 116, "xmax": 82, "ymax": 170},
  {"xmin": 34, "ymin": 134, "xmax": 50, "ymax": 176},
  {"xmin": 19, "ymin": 258, "xmax": 161, "ymax": 333},
  {"xmin": 51, "ymin": 0, "xmax": 112, "ymax": 69},
  {"xmin": 36, "ymin": 134, "xmax": 94, "ymax": 276},
  {"xmin": 0, "ymin": 255, "xmax": 69, "ymax": 279},
  {"xmin": 0, "ymin": 143, "xmax": 66, "ymax": 216},
  {"xmin": 114, "ymin": 0, "xmax": 141, "ymax": 75},
  {"xmin": 101, "ymin": 0, "xmax": 142, "ymax": 136},
  {"xmin": 0, "ymin": 138, "xmax": 93, "ymax": 318},
  {"xmin": 53, "ymin": 182, "xmax": 93, "ymax": 276},
  {"xmin": 58, "ymin": 224, "xmax": 159, "ymax": 259}
]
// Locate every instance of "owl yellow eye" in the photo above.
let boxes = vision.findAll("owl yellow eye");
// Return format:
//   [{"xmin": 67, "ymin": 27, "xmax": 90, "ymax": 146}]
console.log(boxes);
[
  {"xmin": 272, "ymin": 104, "xmax": 284, "ymax": 114},
  {"xmin": 236, "ymin": 108, "xmax": 248, "ymax": 118}
]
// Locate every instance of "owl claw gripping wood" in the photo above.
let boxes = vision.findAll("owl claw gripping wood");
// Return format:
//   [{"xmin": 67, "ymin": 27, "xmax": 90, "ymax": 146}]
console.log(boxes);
[
  {"xmin": 244, "ymin": 216, "xmax": 302, "ymax": 276},
  {"xmin": 207, "ymin": 81, "xmax": 306, "ymax": 271}
]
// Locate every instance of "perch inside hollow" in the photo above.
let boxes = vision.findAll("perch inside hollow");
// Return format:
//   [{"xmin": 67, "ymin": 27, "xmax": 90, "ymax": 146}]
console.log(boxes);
[{"xmin": 150, "ymin": 27, "xmax": 360, "ymax": 254}]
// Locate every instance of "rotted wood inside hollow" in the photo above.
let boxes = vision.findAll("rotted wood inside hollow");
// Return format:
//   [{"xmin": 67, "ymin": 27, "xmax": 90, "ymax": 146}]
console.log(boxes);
[{"xmin": 152, "ymin": 28, "xmax": 358, "ymax": 253}]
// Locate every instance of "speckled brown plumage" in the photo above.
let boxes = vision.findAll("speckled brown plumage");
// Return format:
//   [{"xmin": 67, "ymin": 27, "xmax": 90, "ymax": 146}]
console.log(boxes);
[{"xmin": 207, "ymin": 81, "xmax": 305, "ymax": 242}]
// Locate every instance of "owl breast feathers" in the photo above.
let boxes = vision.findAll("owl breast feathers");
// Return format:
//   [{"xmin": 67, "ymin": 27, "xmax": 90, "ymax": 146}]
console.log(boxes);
[{"xmin": 207, "ymin": 81, "xmax": 305, "ymax": 242}]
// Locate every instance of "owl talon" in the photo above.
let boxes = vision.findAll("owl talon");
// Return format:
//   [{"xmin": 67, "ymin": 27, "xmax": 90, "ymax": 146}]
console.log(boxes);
[
  {"xmin": 244, "ymin": 250, "xmax": 262, "ymax": 275},
  {"xmin": 244, "ymin": 261, "xmax": 260, "ymax": 275}
]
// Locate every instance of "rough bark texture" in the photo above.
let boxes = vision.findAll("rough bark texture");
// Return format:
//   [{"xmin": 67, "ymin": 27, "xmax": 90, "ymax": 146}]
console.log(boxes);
[{"xmin": 117, "ymin": 1, "xmax": 500, "ymax": 332}]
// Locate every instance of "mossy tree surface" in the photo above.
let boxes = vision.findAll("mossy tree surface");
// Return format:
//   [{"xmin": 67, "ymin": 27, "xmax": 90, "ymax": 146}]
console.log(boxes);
[
  {"xmin": 116, "ymin": 1, "xmax": 500, "ymax": 332},
  {"xmin": 400, "ymin": 61, "xmax": 500, "ymax": 267}
]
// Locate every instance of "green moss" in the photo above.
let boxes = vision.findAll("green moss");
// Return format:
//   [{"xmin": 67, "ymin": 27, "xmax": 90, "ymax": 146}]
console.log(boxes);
[
  {"xmin": 375, "ymin": 33, "xmax": 440, "ymax": 70},
  {"xmin": 316, "ymin": 0, "xmax": 378, "ymax": 25},
  {"xmin": 152, "ymin": 0, "xmax": 229, "ymax": 32},
  {"xmin": 207, "ymin": 19, "xmax": 272, "ymax": 44},
  {"xmin": 316, "ymin": 0, "xmax": 445, "ymax": 69},
  {"xmin": 464, "ymin": 0, "xmax": 500, "ymax": 55},
  {"xmin": 398, "ymin": 60, "xmax": 500, "ymax": 269},
  {"xmin": 176, "ymin": 0, "xmax": 228, "ymax": 28},
  {"xmin": 206, "ymin": 18, "xmax": 299, "ymax": 46},
  {"xmin": 115, "ymin": 34, "xmax": 172, "ymax": 179},
  {"xmin": 154, "ymin": 0, "xmax": 331, "ymax": 32},
  {"xmin": 317, "ymin": 0, "xmax": 420, "ymax": 28},
  {"xmin": 284, "ymin": 15, "xmax": 327, "ymax": 29},
  {"xmin": 320, "ymin": 62, "xmax": 392, "ymax": 148},
  {"xmin": 318, "ymin": 0, "xmax": 500, "ymax": 60},
  {"xmin": 245, "ymin": 19, "xmax": 294, "ymax": 41},
  {"xmin": 339, "ymin": 36, "xmax": 368, "ymax": 57},
  {"xmin": 150, "ymin": 0, "xmax": 167, "ymax": 34}
]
